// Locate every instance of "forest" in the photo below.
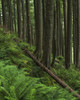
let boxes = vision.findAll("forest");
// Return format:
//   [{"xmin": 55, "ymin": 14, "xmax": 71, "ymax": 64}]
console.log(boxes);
[{"xmin": 0, "ymin": 0, "xmax": 80, "ymax": 100}]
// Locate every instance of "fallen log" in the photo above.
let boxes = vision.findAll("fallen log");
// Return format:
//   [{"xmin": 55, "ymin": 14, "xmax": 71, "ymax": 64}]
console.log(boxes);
[{"xmin": 23, "ymin": 48, "xmax": 80, "ymax": 99}]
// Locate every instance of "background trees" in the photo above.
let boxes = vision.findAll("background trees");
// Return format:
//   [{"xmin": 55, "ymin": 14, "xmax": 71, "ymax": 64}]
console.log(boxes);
[{"xmin": 0, "ymin": 0, "xmax": 80, "ymax": 69}]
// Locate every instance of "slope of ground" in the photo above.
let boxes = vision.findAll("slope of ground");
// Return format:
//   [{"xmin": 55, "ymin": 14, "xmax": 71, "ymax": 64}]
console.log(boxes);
[{"xmin": 0, "ymin": 28, "xmax": 77, "ymax": 100}]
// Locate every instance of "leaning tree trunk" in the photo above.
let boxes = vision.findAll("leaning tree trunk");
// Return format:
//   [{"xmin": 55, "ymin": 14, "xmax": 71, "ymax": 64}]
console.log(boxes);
[{"xmin": 23, "ymin": 47, "xmax": 80, "ymax": 100}]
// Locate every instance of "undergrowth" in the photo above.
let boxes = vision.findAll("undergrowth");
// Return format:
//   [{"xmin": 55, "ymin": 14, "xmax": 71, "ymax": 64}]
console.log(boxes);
[
  {"xmin": 0, "ymin": 28, "xmax": 77, "ymax": 100},
  {"xmin": 53, "ymin": 56, "xmax": 80, "ymax": 93},
  {"xmin": 0, "ymin": 61, "xmax": 76, "ymax": 100}
]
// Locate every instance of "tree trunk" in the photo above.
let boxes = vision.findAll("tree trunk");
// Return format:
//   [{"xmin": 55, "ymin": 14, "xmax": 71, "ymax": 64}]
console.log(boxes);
[
  {"xmin": 8, "ymin": 0, "xmax": 13, "ymax": 31},
  {"xmin": 13, "ymin": 0, "xmax": 16, "ymax": 32},
  {"xmin": 43, "ymin": 0, "xmax": 54, "ymax": 69},
  {"xmin": 26, "ymin": 0, "xmax": 31, "ymax": 44},
  {"xmin": 78, "ymin": 0, "xmax": 80, "ymax": 67},
  {"xmin": 77, "ymin": 0, "xmax": 80, "ymax": 67},
  {"xmin": 42, "ymin": 0, "xmax": 46, "ymax": 52},
  {"xmin": 17, "ymin": 0, "xmax": 22, "ymax": 38},
  {"xmin": 34, "ymin": 0, "xmax": 43, "ymax": 59},
  {"xmin": 23, "ymin": 47, "xmax": 80, "ymax": 100},
  {"xmin": 65, "ymin": 0, "xmax": 72, "ymax": 69},
  {"xmin": 22, "ymin": 0, "xmax": 26, "ymax": 42},
  {"xmin": 63, "ymin": 0, "xmax": 67, "ymax": 58},
  {"xmin": 52, "ymin": 7, "xmax": 56, "ymax": 66},
  {"xmin": 1, "ymin": 0, "xmax": 7, "ymax": 28}
]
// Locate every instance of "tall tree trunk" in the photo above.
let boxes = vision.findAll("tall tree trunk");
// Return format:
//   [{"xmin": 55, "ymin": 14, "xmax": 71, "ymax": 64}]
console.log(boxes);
[
  {"xmin": 0, "ymin": 11, "xmax": 1, "ymax": 25},
  {"xmin": 65, "ymin": 0, "xmax": 72, "ymax": 69},
  {"xmin": 17, "ymin": 0, "xmax": 22, "ymax": 38},
  {"xmin": 8, "ymin": 0, "xmax": 13, "ymax": 31},
  {"xmin": 76, "ymin": 0, "xmax": 80, "ymax": 67},
  {"xmin": 56, "ymin": 0, "xmax": 59, "ymax": 56},
  {"xmin": 22, "ymin": 0, "xmax": 26, "ymax": 42},
  {"xmin": 26, "ymin": 0, "xmax": 31, "ymax": 44},
  {"xmin": 43, "ymin": 0, "xmax": 54, "ymax": 69},
  {"xmin": 63, "ymin": 0, "xmax": 67, "ymax": 58},
  {"xmin": 78, "ymin": 0, "xmax": 80, "ymax": 67},
  {"xmin": 31, "ymin": 25, "xmax": 34, "ymax": 45},
  {"xmin": 52, "ymin": 6, "xmax": 56, "ymax": 66},
  {"xmin": 73, "ymin": 0, "xmax": 76, "ymax": 65},
  {"xmin": 13, "ymin": 0, "xmax": 16, "ymax": 32},
  {"xmin": 73, "ymin": 0, "xmax": 79, "ymax": 67},
  {"xmin": 1, "ymin": 0, "xmax": 7, "ymax": 28},
  {"xmin": 42, "ymin": 0, "xmax": 46, "ymax": 51},
  {"xmin": 34, "ymin": 0, "xmax": 43, "ymax": 58},
  {"xmin": 59, "ymin": 1, "xmax": 64, "ymax": 56}
]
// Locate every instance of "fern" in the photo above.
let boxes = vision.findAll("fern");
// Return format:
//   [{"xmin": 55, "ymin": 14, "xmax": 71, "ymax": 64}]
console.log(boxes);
[
  {"xmin": 0, "ymin": 61, "xmax": 76, "ymax": 100},
  {"xmin": 0, "ymin": 29, "xmax": 77, "ymax": 100}
]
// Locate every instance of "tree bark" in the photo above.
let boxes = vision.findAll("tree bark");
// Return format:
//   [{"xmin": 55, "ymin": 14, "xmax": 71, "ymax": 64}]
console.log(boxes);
[
  {"xmin": 52, "ymin": 7, "xmax": 56, "ymax": 66},
  {"xmin": 63, "ymin": 0, "xmax": 67, "ymax": 58},
  {"xmin": 34, "ymin": 0, "xmax": 43, "ymax": 59},
  {"xmin": 65, "ymin": 0, "xmax": 72, "ymax": 69},
  {"xmin": 1, "ymin": 0, "xmax": 7, "ymax": 28},
  {"xmin": 78, "ymin": 0, "xmax": 80, "ymax": 67},
  {"xmin": 22, "ymin": 0, "xmax": 26, "ymax": 42},
  {"xmin": 17, "ymin": 0, "xmax": 22, "ymax": 38},
  {"xmin": 26, "ymin": 0, "xmax": 31, "ymax": 44},
  {"xmin": 8, "ymin": 0, "xmax": 13, "ymax": 31},
  {"xmin": 13, "ymin": 0, "xmax": 16, "ymax": 32},
  {"xmin": 43, "ymin": 0, "xmax": 54, "ymax": 69}
]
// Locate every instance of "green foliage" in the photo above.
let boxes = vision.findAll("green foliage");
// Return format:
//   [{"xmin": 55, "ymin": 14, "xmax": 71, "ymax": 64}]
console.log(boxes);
[
  {"xmin": 0, "ymin": 61, "xmax": 76, "ymax": 100},
  {"xmin": 54, "ymin": 59, "xmax": 80, "ymax": 92},
  {"xmin": 0, "ymin": 29, "xmax": 77, "ymax": 100},
  {"xmin": 54, "ymin": 56, "xmax": 65, "ymax": 68}
]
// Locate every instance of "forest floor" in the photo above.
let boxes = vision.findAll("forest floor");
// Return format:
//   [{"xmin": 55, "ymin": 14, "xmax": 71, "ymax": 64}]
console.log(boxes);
[{"xmin": 0, "ymin": 28, "xmax": 79, "ymax": 100}]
